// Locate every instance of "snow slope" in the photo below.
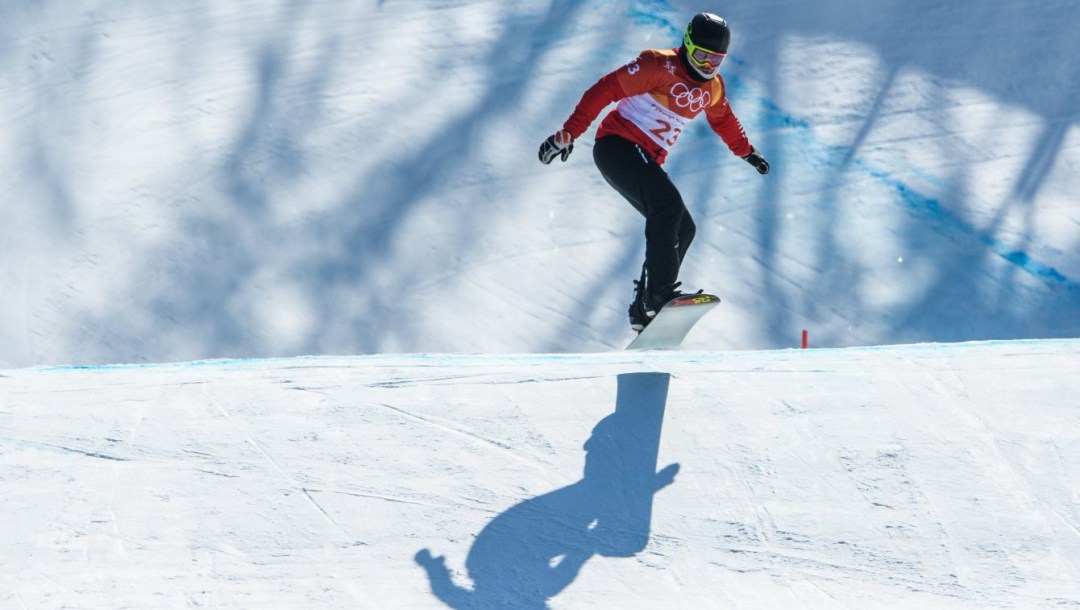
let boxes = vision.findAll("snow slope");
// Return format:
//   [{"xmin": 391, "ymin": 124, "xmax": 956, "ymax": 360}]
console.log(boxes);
[
  {"xmin": 3, "ymin": 340, "xmax": 1079, "ymax": 608},
  {"xmin": 2, "ymin": 0, "xmax": 1079, "ymax": 367}
]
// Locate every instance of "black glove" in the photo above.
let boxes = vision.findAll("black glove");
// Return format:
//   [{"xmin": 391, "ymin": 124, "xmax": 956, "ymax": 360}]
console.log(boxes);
[
  {"xmin": 539, "ymin": 129, "xmax": 574, "ymax": 164},
  {"xmin": 742, "ymin": 146, "xmax": 770, "ymax": 175}
]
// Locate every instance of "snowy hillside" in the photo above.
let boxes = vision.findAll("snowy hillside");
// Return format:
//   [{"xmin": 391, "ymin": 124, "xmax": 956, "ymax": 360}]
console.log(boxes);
[
  {"xmin": 3, "ymin": 340, "xmax": 1079, "ymax": 608},
  {"xmin": 2, "ymin": 0, "xmax": 1079, "ymax": 368}
]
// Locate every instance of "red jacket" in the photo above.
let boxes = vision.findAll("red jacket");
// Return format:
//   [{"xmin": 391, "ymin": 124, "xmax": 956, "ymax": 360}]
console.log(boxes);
[{"xmin": 563, "ymin": 48, "xmax": 751, "ymax": 164}]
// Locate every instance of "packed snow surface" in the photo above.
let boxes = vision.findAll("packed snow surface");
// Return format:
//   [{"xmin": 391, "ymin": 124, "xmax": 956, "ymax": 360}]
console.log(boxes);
[{"xmin": 3, "ymin": 340, "xmax": 1079, "ymax": 608}]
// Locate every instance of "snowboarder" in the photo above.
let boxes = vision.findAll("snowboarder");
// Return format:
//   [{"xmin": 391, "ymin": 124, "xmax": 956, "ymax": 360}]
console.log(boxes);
[{"xmin": 539, "ymin": 12, "xmax": 769, "ymax": 331}]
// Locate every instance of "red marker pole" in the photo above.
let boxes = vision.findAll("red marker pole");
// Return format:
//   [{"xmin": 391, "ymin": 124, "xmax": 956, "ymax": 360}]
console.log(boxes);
[{"xmin": 802, "ymin": 329, "xmax": 809, "ymax": 349}]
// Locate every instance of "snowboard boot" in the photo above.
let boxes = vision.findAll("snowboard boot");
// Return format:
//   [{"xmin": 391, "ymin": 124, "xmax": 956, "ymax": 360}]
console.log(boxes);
[
  {"xmin": 629, "ymin": 264, "xmax": 706, "ymax": 331},
  {"xmin": 628, "ymin": 264, "xmax": 653, "ymax": 332}
]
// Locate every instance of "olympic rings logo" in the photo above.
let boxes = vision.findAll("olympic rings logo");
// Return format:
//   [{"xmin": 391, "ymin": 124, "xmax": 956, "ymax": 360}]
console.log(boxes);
[{"xmin": 670, "ymin": 82, "xmax": 710, "ymax": 112}]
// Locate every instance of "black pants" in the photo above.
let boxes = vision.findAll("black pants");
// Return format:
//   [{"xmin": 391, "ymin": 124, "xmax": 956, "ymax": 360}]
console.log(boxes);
[{"xmin": 593, "ymin": 135, "xmax": 695, "ymax": 296}]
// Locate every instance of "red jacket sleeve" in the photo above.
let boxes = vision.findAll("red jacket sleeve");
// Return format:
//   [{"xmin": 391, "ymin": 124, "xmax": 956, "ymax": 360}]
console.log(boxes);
[
  {"xmin": 706, "ymin": 98, "xmax": 752, "ymax": 158},
  {"xmin": 562, "ymin": 72, "xmax": 627, "ymax": 139}
]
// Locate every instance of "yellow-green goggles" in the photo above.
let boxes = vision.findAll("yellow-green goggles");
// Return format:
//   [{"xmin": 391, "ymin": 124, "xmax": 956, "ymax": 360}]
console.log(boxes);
[{"xmin": 683, "ymin": 34, "xmax": 726, "ymax": 71}]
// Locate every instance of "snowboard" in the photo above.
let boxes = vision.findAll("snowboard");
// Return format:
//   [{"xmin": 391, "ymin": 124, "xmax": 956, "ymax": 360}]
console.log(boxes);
[{"xmin": 626, "ymin": 293, "xmax": 720, "ymax": 350}]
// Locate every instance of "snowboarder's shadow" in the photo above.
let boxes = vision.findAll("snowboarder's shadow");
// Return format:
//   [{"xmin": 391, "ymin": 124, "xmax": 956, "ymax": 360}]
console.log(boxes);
[{"xmin": 416, "ymin": 372, "xmax": 678, "ymax": 609}]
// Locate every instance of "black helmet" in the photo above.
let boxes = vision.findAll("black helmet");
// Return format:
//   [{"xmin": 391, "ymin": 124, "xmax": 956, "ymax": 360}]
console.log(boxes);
[{"xmin": 682, "ymin": 13, "xmax": 730, "ymax": 79}]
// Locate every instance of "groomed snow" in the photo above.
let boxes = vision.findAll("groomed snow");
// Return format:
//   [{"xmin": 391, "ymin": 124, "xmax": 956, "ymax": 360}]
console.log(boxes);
[{"xmin": 3, "ymin": 340, "xmax": 1079, "ymax": 607}]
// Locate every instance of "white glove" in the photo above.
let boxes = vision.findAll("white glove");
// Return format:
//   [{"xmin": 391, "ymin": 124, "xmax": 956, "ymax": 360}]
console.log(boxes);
[{"xmin": 538, "ymin": 129, "xmax": 574, "ymax": 164}]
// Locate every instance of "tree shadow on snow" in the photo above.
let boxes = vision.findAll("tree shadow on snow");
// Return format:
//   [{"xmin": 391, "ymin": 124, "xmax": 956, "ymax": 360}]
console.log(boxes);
[{"xmin": 415, "ymin": 372, "xmax": 678, "ymax": 609}]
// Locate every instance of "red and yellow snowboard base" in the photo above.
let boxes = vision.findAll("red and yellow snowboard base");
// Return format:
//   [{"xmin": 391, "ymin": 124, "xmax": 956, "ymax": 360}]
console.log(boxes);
[{"xmin": 626, "ymin": 293, "xmax": 720, "ymax": 350}]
